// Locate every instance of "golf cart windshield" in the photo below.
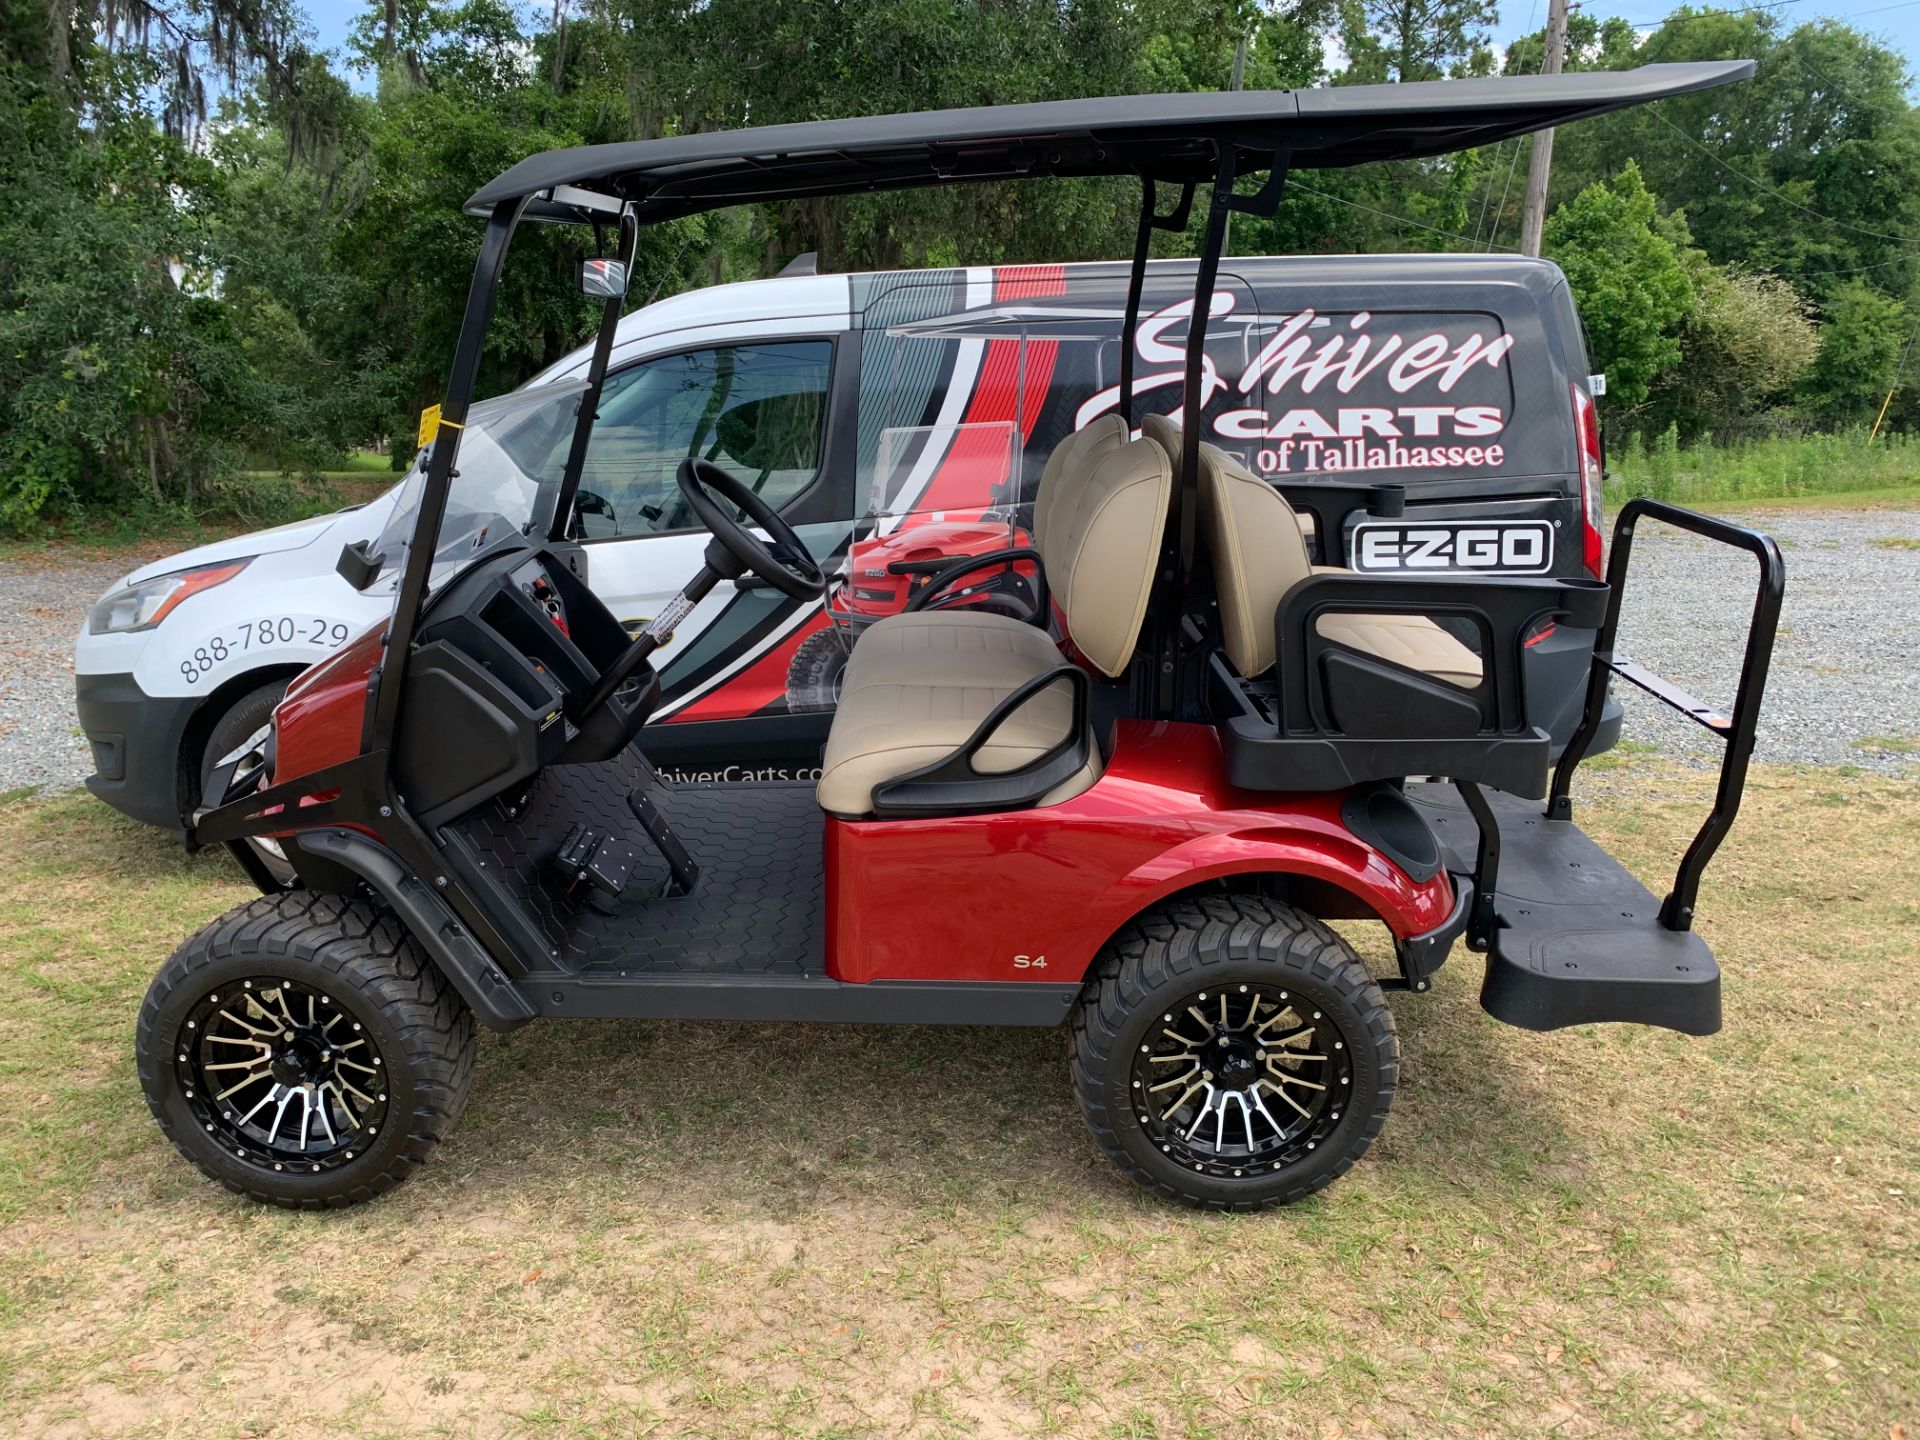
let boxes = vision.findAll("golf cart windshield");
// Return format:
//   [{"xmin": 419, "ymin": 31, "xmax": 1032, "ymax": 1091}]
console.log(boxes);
[{"xmin": 372, "ymin": 378, "xmax": 588, "ymax": 593}]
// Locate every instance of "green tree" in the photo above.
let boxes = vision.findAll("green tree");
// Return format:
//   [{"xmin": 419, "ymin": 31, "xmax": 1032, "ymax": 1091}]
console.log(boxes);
[
  {"xmin": 1539, "ymin": 12, "xmax": 1920, "ymax": 307},
  {"xmin": 1337, "ymin": 0, "xmax": 1498, "ymax": 82},
  {"xmin": 1798, "ymin": 282, "xmax": 1908, "ymax": 424},
  {"xmin": 0, "ymin": 54, "xmax": 367, "ymax": 526},
  {"xmin": 1543, "ymin": 161, "xmax": 1693, "ymax": 413},
  {"xmin": 1647, "ymin": 261, "xmax": 1820, "ymax": 441}
]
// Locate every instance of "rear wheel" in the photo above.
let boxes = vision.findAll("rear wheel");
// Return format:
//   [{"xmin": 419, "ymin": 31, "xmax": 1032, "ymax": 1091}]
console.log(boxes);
[
  {"xmin": 1071, "ymin": 894, "xmax": 1397, "ymax": 1211},
  {"xmin": 136, "ymin": 893, "xmax": 475, "ymax": 1209},
  {"xmin": 198, "ymin": 679, "xmax": 294, "ymax": 886}
]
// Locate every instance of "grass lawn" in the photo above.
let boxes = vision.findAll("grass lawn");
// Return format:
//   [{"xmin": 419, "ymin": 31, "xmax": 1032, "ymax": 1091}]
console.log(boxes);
[
  {"xmin": 0, "ymin": 759, "xmax": 1913, "ymax": 1438},
  {"xmin": 1605, "ymin": 429, "xmax": 1920, "ymax": 513}
]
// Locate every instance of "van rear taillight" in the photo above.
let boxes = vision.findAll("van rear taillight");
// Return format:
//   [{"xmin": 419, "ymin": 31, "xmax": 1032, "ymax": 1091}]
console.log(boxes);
[{"xmin": 1571, "ymin": 383, "xmax": 1605, "ymax": 579}]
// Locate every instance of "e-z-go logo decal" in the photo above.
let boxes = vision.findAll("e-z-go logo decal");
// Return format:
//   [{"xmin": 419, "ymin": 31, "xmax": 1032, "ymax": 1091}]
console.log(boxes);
[{"xmin": 1072, "ymin": 296, "xmax": 1517, "ymax": 476}]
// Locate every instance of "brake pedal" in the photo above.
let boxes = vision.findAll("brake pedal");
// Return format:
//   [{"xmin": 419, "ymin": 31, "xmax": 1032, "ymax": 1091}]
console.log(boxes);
[{"xmin": 553, "ymin": 825, "xmax": 641, "ymax": 912}]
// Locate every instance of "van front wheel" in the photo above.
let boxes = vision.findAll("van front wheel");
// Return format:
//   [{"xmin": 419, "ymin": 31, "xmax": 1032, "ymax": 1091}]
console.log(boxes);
[
  {"xmin": 1070, "ymin": 894, "xmax": 1397, "ymax": 1211},
  {"xmin": 198, "ymin": 679, "xmax": 295, "ymax": 886}
]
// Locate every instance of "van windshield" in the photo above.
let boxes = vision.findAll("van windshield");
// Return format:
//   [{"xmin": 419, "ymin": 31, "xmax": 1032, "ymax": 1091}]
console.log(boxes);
[{"xmin": 371, "ymin": 379, "xmax": 588, "ymax": 594}]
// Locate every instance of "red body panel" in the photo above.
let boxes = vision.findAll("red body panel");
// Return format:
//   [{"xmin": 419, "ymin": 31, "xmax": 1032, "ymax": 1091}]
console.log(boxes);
[
  {"xmin": 273, "ymin": 618, "xmax": 386, "ymax": 787},
  {"xmin": 825, "ymin": 720, "xmax": 1455, "ymax": 986}
]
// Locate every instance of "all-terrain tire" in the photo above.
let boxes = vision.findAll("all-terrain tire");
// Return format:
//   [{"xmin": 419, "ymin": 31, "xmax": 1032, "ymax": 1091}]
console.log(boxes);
[
  {"xmin": 136, "ymin": 892, "xmax": 476, "ymax": 1209},
  {"xmin": 785, "ymin": 626, "xmax": 853, "ymax": 712},
  {"xmin": 1070, "ymin": 893, "xmax": 1397, "ymax": 1211}
]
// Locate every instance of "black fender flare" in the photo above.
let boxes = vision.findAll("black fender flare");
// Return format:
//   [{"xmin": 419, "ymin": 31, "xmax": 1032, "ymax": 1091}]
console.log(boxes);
[{"xmin": 291, "ymin": 828, "xmax": 538, "ymax": 1033}]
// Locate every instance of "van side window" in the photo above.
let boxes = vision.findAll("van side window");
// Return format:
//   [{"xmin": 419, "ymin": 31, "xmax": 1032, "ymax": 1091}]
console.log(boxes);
[{"xmin": 574, "ymin": 340, "xmax": 832, "ymax": 538}]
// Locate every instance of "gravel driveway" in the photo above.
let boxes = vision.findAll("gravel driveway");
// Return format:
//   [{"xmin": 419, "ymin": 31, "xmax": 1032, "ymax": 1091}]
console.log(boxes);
[
  {"xmin": 1608, "ymin": 506, "xmax": 1920, "ymax": 772},
  {"xmin": 0, "ymin": 547, "xmax": 159, "ymax": 796},
  {"xmin": 2, "ymin": 506, "xmax": 1916, "ymax": 803}
]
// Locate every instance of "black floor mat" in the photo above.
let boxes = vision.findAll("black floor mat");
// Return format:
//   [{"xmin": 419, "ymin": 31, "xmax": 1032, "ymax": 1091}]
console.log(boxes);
[{"xmin": 444, "ymin": 750, "xmax": 825, "ymax": 976}]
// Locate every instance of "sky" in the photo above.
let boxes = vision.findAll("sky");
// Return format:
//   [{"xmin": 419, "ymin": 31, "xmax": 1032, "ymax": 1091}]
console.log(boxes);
[{"xmin": 295, "ymin": 0, "xmax": 1920, "ymax": 89}]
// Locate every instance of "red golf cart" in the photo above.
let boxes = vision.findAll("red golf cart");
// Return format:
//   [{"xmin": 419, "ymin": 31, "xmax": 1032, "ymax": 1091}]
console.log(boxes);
[{"xmin": 142, "ymin": 62, "xmax": 1785, "ymax": 1212}]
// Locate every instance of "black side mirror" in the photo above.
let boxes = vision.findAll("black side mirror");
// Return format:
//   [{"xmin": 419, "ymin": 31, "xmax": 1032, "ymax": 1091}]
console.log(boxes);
[{"xmin": 336, "ymin": 539, "xmax": 386, "ymax": 590}]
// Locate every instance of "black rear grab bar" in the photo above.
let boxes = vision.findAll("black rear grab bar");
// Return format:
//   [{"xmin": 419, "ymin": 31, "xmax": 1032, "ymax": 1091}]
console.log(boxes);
[{"xmin": 1549, "ymin": 497, "xmax": 1787, "ymax": 931}]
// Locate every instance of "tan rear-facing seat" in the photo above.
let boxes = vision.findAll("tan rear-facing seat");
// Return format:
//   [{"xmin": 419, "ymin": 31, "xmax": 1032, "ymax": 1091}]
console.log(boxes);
[
  {"xmin": 1196, "ymin": 446, "xmax": 1482, "ymax": 687},
  {"xmin": 1141, "ymin": 412, "xmax": 1314, "ymax": 544},
  {"xmin": 817, "ymin": 437, "xmax": 1171, "ymax": 817}
]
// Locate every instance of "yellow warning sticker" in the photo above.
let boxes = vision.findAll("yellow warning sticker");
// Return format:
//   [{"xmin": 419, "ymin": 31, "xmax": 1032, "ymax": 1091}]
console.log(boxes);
[{"xmin": 417, "ymin": 403, "xmax": 442, "ymax": 448}]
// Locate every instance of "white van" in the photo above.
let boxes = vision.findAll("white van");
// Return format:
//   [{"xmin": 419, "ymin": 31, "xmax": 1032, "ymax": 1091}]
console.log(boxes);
[{"xmin": 76, "ymin": 253, "xmax": 1621, "ymax": 857}]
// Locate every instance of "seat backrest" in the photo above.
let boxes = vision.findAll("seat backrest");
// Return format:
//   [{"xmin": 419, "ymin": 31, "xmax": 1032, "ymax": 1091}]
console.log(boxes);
[
  {"xmin": 1038, "ymin": 438, "xmax": 1172, "ymax": 677},
  {"xmin": 1139, "ymin": 412, "xmax": 1182, "ymax": 486},
  {"xmin": 1197, "ymin": 445, "xmax": 1314, "ymax": 677},
  {"xmin": 1031, "ymin": 412, "xmax": 1129, "ymax": 552}
]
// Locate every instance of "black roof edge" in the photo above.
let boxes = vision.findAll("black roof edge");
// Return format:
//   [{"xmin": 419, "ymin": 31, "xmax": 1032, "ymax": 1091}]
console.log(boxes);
[{"xmin": 467, "ymin": 62, "xmax": 1754, "ymax": 226}]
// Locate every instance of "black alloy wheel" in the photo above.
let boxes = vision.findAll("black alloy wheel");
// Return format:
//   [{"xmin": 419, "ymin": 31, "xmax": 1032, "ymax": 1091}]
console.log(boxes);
[
  {"xmin": 1131, "ymin": 982, "xmax": 1351, "ymax": 1178},
  {"xmin": 175, "ymin": 975, "xmax": 390, "ymax": 1175},
  {"xmin": 138, "ymin": 892, "xmax": 475, "ymax": 1209},
  {"xmin": 1072, "ymin": 893, "xmax": 1398, "ymax": 1211}
]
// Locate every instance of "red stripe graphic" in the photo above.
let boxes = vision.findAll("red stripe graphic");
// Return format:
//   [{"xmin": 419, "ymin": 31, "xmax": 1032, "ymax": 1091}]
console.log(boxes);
[
  {"xmin": 906, "ymin": 265, "xmax": 1066, "ymax": 521},
  {"xmin": 666, "ymin": 610, "xmax": 830, "ymax": 723}
]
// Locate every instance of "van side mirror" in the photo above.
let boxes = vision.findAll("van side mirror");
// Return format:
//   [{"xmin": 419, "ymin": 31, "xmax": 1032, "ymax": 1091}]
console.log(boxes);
[
  {"xmin": 336, "ymin": 539, "xmax": 386, "ymax": 591},
  {"xmin": 577, "ymin": 258, "xmax": 629, "ymax": 299}
]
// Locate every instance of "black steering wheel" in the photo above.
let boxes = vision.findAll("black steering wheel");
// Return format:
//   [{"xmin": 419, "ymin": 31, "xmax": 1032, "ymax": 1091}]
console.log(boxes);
[{"xmin": 675, "ymin": 458, "xmax": 827, "ymax": 601}]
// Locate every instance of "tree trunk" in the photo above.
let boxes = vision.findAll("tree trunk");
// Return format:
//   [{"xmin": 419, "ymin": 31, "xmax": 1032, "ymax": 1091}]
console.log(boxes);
[{"xmin": 144, "ymin": 422, "xmax": 164, "ymax": 503}]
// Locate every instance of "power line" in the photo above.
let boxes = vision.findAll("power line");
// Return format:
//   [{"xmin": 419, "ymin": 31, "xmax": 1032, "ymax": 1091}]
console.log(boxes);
[
  {"xmin": 1645, "ymin": 105, "xmax": 1912, "ymax": 243},
  {"xmin": 1466, "ymin": 0, "xmax": 1543, "ymax": 251},
  {"xmin": 1828, "ymin": 0, "xmax": 1920, "ymax": 19},
  {"xmin": 1479, "ymin": 0, "xmax": 1543, "ymax": 251},
  {"xmin": 1289, "ymin": 179, "xmax": 1508, "ymax": 250},
  {"xmin": 1794, "ymin": 251, "xmax": 1920, "ymax": 279}
]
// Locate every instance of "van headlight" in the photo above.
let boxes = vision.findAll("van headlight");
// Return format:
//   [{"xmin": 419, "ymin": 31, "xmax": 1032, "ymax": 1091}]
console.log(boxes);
[{"xmin": 87, "ymin": 559, "xmax": 252, "ymax": 634}]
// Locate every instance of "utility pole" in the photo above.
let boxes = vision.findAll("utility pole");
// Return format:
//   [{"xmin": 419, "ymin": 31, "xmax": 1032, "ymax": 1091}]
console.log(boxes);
[
  {"xmin": 1519, "ymin": 0, "xmax": 1570, "ymax": 257},
  {"xmin": 1222, "ymin": 35, "xmax": 1250, "ymax": 252}
]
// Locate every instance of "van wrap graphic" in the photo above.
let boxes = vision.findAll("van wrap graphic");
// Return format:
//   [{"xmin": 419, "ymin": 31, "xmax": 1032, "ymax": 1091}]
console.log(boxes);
[{"xmin": 652, "ymin": 263, "xmax": 1553, "ymax": 739}]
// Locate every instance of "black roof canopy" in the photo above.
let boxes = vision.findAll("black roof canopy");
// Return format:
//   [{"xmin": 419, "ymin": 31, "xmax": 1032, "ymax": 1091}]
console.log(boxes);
[{"xmin": 466, "ymin": 62, "xmax": 1753, "ymax": 225}]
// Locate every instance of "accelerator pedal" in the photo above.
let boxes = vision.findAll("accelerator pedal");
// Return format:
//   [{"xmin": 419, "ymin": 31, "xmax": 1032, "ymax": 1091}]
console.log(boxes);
[{"xmin": 629, "ymin": 789, "xmax": 700, "ymax": 896}]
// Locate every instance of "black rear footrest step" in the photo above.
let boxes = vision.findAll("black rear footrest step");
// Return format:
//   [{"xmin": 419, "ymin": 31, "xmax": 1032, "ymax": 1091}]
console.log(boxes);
[
  {"xmin": 1482, "ymin": 913, "xmax": 1718, "ymax": 1036},
  {"xmin": 1409, "ymin": 784, "xmax": 1721, "ymax": 1037}
]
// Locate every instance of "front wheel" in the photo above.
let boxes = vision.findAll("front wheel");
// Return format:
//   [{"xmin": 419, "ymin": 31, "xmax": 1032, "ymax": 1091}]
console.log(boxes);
[
  {"xmin": 1070, "ymin": 894, "xmax": 1397, "ymax": 1211},
  {"xmin": 198, "ymin": 679, "xmax": 294, "ymax": 887},
  {"xmin": 136, "ymin": 893, "xmax": 475, "ymax": 1209}
]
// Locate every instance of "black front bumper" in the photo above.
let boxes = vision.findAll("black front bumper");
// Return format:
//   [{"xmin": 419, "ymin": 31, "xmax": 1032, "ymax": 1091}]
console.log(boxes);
[{"xmin": 74, "ymin": 672, "xmax": 196, "ymax": 835}]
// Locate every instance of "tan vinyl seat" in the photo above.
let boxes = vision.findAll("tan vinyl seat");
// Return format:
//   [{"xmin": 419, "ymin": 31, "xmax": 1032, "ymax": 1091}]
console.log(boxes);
[
  {"xmin": 818, "ymin": 437, "xmax": 1171, "ymax": 817},
  {"xmin": 1197, "ymin": 446, "xmax": 1482, "ymax": 688},
  {"xmin": 839, "ymin": 410, "xmax": 1133, "ymax": 671},
  {"xmin": 1141, "ymin": 412, "xmax": 1314, "ymax": 544},
  {"xmin": 1029, "ymin": 410, "xmax": 1131, "ymax": 552}
]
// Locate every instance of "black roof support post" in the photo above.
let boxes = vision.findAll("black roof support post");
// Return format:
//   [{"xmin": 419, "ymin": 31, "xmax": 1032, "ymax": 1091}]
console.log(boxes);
[
  {"xmin": 1174, "ymin": 148, "xmax": 1237, "ymax": 581},
  {"xmin": 540, "ymin": 208, "xmax": 639, "ymax": 542},
  {"xmin": 1119, "ymin": 177, "xmax": 1196, "ymax": 419},
  {"xmin": 1153, "ymin": 148, "xmax": 1236, "ymax": 715},
  {"xmin": 1155, "ymin": 147, "xmax": 1290, "ymax": 717},
  {"xmin": 372, "ymin": 196, "xmax": 530, "ymax": 754}
]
